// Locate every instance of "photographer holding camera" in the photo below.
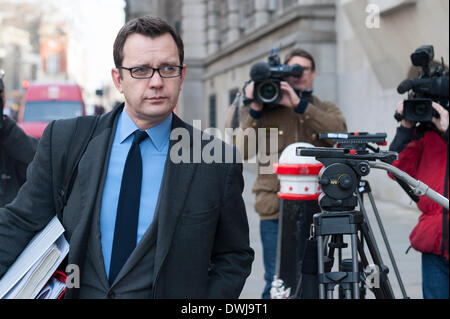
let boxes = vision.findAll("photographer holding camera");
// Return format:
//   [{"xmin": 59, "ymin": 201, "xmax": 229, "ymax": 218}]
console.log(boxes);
[
  {"xmin": 0, "ymin": 70, "xmax": 38, "ymax": 207},
  {"xmin": 389, "ymin": 46, "xmax": 449, "ymax": 299},
  {"xmin": 229, "ymin": 48, "xmax": 347, "ymax": 298}
]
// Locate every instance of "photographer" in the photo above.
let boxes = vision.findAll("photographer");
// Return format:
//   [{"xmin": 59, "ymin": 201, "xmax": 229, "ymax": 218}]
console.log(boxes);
[
  {"xmin": 0, "ymin": 70, "xmax": 38, "ymax": 207},
  {"xmin": 389, "ymin": 100, "xmax": 449, "ymax": 299},
  {"xmin": 230, "ymin": 48, "xmax": 347, "ymax": 298}
]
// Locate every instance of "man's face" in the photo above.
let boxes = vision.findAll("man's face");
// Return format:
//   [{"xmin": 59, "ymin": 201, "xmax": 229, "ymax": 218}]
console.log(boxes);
[
  {"xmin": 286, "ymin": 56, "xmax": 316, "ymax": 91},
  {"xmin": 112, "ymin": 33, "xmax": 186, "ymax": 129}
]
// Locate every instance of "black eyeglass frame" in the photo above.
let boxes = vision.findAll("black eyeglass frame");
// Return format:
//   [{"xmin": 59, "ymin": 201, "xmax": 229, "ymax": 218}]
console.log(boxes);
[{"xmin": 117, "ymin": 65, "xmax": 183, "ymax": 79}]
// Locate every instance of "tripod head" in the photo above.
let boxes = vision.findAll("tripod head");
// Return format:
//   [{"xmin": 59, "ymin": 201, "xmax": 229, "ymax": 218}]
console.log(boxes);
[
  {"xmin": 319, "ymin": 132, "xmax": 420, "ymax": 203},
  {"xmin": 296, "ymin": 146, "xmax": 398, "ymax": 212},
  {"xmin": 319, "ymin": 132, "xmax": 388, "ymax": 156}
]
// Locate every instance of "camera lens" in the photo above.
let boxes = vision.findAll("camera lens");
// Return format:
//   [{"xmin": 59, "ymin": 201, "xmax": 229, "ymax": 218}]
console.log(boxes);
[{"xmin": 257, "ymin": 81, "xmax": 279, "ymax": 103}]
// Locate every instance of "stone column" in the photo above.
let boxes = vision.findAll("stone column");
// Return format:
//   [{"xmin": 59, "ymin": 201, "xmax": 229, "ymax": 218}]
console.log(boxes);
[
  {"xmin": 227, "ymin": 0, "xmax": 240, "ymax": 44},
  {"xmin": 179, "ymin": 0, "xmax": 207, "ymax": 123},
  {"xmin": 254, "ymin": 0, "xmax": 269, "ymax": 28},
  {"xmin": 206, "ymin": 0, "xmax": 219, "ymax": 55}
]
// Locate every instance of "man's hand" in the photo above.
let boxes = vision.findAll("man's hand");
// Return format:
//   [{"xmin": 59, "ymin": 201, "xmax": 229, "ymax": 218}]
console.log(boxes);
[
  {"xmin": 431, "ymin": 101, "xmax": 449, "ymax": 134},
  {"xmin": 396, "ymin": 101, "xmax": 416, "ymax": 129},
  {"xmin": 244, "ymin": 81, "xmax": 263, "ymax": 112},
  {"xmin": 279, "ymin": 81, "xmax": 300, "ymax": 109}
]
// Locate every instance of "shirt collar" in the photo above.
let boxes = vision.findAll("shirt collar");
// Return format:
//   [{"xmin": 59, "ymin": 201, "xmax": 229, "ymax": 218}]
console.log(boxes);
[{"xmin": 118, "ymin": 110, "xmax": 172, "ymax": 152}]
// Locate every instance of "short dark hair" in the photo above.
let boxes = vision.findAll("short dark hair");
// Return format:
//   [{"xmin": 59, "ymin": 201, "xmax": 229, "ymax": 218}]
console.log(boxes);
[
  {"xmin": 284, "ymin": 48, "xmax": 316, "ymax": 71},
  {"xmin": 113, "ymin": 16, "xmax": 184, "ymax": 67}
]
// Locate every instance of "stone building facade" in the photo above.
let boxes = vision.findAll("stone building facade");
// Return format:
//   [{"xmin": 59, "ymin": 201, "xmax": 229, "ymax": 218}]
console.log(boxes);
[{"xmin": 124, "ymin": 0, "xmax": 449, "ymax": 204}]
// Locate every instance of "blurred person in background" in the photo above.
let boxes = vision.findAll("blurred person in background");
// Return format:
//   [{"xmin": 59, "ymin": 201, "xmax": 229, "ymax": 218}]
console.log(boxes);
[
  {"xmin": 0, "ymin": 69, "xmax": 38, "ymax": 207},
  {"xmin": 228, "ymin": 48, "xmax": 347, "ymax": 298}
]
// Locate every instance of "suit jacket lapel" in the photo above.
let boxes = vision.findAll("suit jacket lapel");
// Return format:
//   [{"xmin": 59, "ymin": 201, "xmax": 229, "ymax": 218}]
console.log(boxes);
[
  {"xmin": 67, "ymin": 105, "xmax": 122, "ymax": 294},
  {"xmin": 76, "ymin": 105, "xmax": 122, "ymax": 233},
  {"xmin": 154, "ymin": 114, "xmax": 198, "ymax": 277}
]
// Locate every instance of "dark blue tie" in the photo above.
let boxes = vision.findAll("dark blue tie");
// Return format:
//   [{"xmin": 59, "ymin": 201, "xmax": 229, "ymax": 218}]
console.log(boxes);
[{"xmin": 109, "ymin": 130, "xmax": 148, "ymax": 284}]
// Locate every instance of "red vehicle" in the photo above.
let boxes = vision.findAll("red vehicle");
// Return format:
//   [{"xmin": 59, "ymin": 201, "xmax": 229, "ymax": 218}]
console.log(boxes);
[{"xmin": 18, "ymin": 82, "xmax": 86, "ymax": 138}]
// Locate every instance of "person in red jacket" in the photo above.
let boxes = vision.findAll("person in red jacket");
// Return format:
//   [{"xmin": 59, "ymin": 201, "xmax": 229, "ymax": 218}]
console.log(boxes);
[{"xmin": 389, "ymin": 100, "xmax": 448, "ymax": 299}]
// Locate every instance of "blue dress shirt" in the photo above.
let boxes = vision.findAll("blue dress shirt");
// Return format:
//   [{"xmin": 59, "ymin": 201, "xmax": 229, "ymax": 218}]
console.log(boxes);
[{"xmin": 100, "ymin": 110, "xmax": 171, "ymax": 277}]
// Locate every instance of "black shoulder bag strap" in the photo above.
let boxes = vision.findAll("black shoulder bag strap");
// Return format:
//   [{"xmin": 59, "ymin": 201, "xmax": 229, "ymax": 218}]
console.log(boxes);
[{"xmin": 56, "ymin": 115, "xmax": 100, "ymax": 221}]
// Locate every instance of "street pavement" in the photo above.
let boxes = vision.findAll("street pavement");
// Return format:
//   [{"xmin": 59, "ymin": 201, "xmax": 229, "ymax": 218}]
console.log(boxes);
[{"xmin": 239, "ymin": 165, "xmax": 423, "ymax": 299}]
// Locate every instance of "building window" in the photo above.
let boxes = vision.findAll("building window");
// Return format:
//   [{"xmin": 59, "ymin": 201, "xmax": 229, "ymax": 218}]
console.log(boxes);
[
  {"xmin": 209, "ymin": 94, "xmax": 217, "ymax": 128},
  {"xmin": 46, "ymin": 54, "xmax": 60, "ymax": 75},
  {"xmin": 268, "ymin": 0, "xmax": 279, "ymax": 14},
  {"xmin": 282, "ymin": 0, "xmax": 298, "ymax": 11}
]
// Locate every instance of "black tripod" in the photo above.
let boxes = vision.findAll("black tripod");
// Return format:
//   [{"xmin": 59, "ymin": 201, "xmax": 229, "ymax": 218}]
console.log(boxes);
[
  {"xmin": 313, "ymin": 208, "xmax": 394, "ymax": 299},
  {"xmin": 295, "ymin": 147, "xmax": 408, "ymax": 299}
]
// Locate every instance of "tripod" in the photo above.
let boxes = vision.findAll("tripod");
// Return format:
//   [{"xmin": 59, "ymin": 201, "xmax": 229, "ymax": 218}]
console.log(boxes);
[
  {"xmin": 312, "ymin": 179, "xmax": 409, "ymax": 299},
  {"xmin": 292, "ymin": 138, "xmax": 449, "ymax": 299},
  {"xmin": 308, "ymin": 159, "xmax": 406, "ymax": 299}
]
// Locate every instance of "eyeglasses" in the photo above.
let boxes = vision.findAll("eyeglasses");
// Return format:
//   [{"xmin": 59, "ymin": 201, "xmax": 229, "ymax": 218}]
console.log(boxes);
[{"xmin": 118, "ymin": 65, "xmax": 183, "ymax": 79}]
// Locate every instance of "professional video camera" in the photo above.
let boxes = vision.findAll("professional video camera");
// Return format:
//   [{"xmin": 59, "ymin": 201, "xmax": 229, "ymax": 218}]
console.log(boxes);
[
  {"xmin": 0, "ymin": 69, "xmax": 5, "ymax": 130},
  {"xmin": 396, "ymin": 45, "xmax": 449, "ymax": 123},
  {"xmin": 249, "ymin": 48, "xmax": 303, "ymax": 108}
]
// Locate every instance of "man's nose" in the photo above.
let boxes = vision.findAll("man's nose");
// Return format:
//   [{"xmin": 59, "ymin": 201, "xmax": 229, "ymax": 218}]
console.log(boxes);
[{"xmin": 148, "ymin": 71, "xmax": 164, "ymax": 88}]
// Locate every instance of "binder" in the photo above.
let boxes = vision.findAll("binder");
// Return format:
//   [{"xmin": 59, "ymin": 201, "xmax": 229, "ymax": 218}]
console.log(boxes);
[{"xmin": 0, "ymin": 216, "xmax": 69, "ymax": 299}]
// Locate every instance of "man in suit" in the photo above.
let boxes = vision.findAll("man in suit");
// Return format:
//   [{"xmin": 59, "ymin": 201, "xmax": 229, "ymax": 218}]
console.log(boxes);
[{"xmin": 0, "ymin": 16, "xmax": 254, "ymax": 299}]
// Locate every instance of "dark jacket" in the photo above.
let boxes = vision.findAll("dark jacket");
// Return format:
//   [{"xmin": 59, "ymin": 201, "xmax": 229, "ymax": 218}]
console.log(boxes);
[
  {"xmin": 0, "ymin": 105, "xmax": 254, "ymax": 298},
  {"xmin": 0, "ymin": 115, "xmax": 38, "ymax": 207}
]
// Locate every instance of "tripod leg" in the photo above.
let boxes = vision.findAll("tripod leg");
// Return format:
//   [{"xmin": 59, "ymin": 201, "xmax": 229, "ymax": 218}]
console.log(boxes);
[
  {"xmin": 351, "ymin": 234, "xmax": 360, "ymax": 299},
  {"xmin": 316, "ymin": 234, "xmax": 326, "ymax": 299},
  {"xmin": 356, "ymin": 237, "xmax": 385, "ymax": 299},
  {"xmin": 327, "ymin": 288, "xmax": 334, "ymax": 299},
  {"xmin": 367, "ymin": 191, "xmax": 409, "ymax": 298},
  {"xmin": 357, "ymin": 193, "xmax": 396, "ymax": 298},
  {"xmin": 345, "ymin": 288, "xmax": 352, "ymax": 299},
  {"xmin": 359, "ymin": 222, "xmax": 395, "ymax": 299}
]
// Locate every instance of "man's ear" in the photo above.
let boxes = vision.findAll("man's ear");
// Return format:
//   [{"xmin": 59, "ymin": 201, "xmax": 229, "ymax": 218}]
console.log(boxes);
[{"xmin": 111, "ymin": 68, "xmax": 123, "ymax": 93}]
